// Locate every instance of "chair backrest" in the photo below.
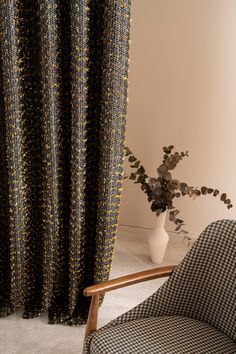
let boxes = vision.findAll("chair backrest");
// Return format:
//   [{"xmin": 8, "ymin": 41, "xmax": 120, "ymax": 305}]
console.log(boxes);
[{"xmin": 152, "ymin": 219, "xmax": 236, "ymax": 340}]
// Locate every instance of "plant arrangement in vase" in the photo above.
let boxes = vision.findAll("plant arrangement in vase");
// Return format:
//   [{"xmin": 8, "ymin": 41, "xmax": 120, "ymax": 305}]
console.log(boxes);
[{"xmin": 124, "ymin": 145, "xmax": 233, "ymax": 242}]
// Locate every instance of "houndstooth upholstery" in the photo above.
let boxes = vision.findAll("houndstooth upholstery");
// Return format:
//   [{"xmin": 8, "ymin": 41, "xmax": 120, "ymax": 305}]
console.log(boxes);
[
  {"xmin": 83, "ymin": 219, "xmax": 236, "ymax": 353},
  {"xmin": 90, "ymin": 316, "xmax": 236, "ymax": 354}
]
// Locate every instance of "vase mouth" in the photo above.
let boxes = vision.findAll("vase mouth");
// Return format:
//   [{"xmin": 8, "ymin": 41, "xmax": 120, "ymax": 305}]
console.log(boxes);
[
  {"xmin": 155, "ymin": 209, "xmax": 167, "ymax": 227},
  {"xmin": 157, "ymin": 209, "xmax": 167, "ymax": 216}
]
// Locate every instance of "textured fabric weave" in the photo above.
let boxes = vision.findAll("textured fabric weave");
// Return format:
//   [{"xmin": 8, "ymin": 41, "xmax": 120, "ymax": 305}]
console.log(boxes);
[
  {"xmin": 84, "ymin": 219, "xmax": 236, "ymax": 352},
  {"xmin": 0, "ymin": 0, "xmax": 131, "ymax": 324},
  {"xmin": 90, "ymin": 316, "xmax": 236, "ymax": 354}
]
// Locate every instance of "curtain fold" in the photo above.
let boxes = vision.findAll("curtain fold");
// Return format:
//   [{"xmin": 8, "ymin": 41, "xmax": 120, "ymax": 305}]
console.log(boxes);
[{"xmin": 0, "ymin": 0, "xmax": 131, "ymax": 324}]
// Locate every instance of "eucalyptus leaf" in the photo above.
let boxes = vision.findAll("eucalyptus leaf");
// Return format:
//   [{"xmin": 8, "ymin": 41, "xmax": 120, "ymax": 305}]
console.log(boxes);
[
  {"xmin": 163, "ymin": 146, "xmax": 172, "ymax": 154},
  {"xmin": 129, "ymin": 173, "xmax": 136, "ymax": 180},
  {"xmin": 164, "ymin": 172, "xmax": 172, "ymax": 181},
  {"xmin": 137, "ymin": 175, "xmax": 146, "ymax": 184},
  {"xmin": 148, "ymin": 177, "xmax": 159, "ymax": 190},
  {"xmin": 164, "ymin": 158, "xmax": 170, "ymax": 168},
  {"xmin": 128, "ymin": 155, "xmax": 136, "ymax": 162},
  {"xmin": 156, "ymin": 209, "xmax": 163, "ymax": 216},
  {"xmin": 130, "ymin": 160, "xmax": 140, "ymax": 168},
  {"xmin": 136, "ymin": 166, "xmax": 145, "ymax": 175},
  {"xmin": 220, "ymin": 193, "xmax": 227, "ymax": 202},
  {"xmin": 180, "ymin": 182, "xmax": 188, "ymax": 189},
  {"xmin": 173, "ymin": 209, "xmax": 179, "ymax": 216},
  {"xmin": 176, "ymin": 219, "xmax": 183, "ymax": 224},
  {"xmin": 194, "ymin": 190, "xmax": 201, "ymax": 196},
  {"xmin": 125, "ymin": 147, "xmax": 132, "ymax": 156},
  {"xmin": 213, "ymin": 189, "xmax": 219, "ymax": 196},
  {"xmin": 141, "ymin": 183, "xmax": 149, "ymax": 191},
  {"xmin": 157, "ymin": 164, "xmax": 167, "ymax": 176},
  {"xmin": 180, "ymin": 182, "xmax": 188, "ymax": 195},
  {"xmin": 151, "ymin": 202, "xmax": 158, "ymax": 211},
  {"xmin": 169, "ymin": 181, "xmax": 178, "ymax": 190}
]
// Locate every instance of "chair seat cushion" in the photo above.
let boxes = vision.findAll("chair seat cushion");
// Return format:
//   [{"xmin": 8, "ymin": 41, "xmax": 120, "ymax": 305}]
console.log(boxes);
[{"xmin": 90, "ymin": 316, "xmax": 236, "ymax": 354}]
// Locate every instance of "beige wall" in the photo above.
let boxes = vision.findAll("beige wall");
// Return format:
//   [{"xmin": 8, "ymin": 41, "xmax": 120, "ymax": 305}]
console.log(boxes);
[{"xmin": 119, "ymin": 0, "xmax": 236, "ymax": 236}]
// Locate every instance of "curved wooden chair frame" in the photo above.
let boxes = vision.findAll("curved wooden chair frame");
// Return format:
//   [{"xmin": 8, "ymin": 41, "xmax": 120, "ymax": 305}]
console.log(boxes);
[{"xmin": 83, "ymin": 265, "xmax": 177, "ymax": 341}]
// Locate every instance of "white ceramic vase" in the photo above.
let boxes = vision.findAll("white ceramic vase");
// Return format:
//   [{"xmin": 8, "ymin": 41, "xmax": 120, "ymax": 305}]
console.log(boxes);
[{"xmin": 148, "ymin": 210, "xmax": 169, "ymax": 264}]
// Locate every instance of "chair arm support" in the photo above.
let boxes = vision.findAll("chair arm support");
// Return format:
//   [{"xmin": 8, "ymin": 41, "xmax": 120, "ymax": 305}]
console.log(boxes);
[
  {"xmin": 83, "ymin": 265, "xmax": 177, "ymax": 340},
  {"xmin": 84, "ymin": 265, "xmax": 177, "ymax": 297}
]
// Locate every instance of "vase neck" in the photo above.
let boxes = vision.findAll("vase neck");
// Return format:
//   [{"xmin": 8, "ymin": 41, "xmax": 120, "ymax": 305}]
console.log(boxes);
[{"xmin": 155, "ymin": 210, "xmax": 167, "ymax": 228}]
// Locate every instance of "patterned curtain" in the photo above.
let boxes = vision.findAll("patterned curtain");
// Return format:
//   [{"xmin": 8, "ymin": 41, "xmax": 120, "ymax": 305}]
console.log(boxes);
[{"xmin": 0, "ymin": 0, "xmax": 131, "ymax": 325}]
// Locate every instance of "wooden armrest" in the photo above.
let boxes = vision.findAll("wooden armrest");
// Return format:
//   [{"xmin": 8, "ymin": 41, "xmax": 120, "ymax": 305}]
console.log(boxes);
[
  {"xmin": 83, "ymin": 265, "xmax": 176, "ymax": 340},
  {"xmin": 84, "ymin": 265, "xmax": 177, "ymax": 297}
]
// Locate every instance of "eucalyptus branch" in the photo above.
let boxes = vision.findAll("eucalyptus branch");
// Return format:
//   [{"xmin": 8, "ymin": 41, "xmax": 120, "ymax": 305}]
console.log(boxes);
[{"xmin": 174, "ymin": 183, "xmax": 233, "ymax": 209}]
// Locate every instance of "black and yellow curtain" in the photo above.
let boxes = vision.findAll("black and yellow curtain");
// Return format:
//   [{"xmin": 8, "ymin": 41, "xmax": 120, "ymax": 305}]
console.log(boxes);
[{"xmin": 0, "ymin": 0, "xmax": 131, "ymax": 324}]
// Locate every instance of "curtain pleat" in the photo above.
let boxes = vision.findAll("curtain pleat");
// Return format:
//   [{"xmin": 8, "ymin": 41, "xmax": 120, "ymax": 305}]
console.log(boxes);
[
  {"xmin": 0, "ymin": 1, "xmax": 29, "ymax": 312},
  {"xmin": 92, "ymin": 1, "xmax": 130, "ymax": 284},
  {"xmin": 0, "ymin": 0, "xmax": 131, "ymax": 325},
  {"xmin": 68, "ymin": 0, "xmax": 89, "ymax": 317}
]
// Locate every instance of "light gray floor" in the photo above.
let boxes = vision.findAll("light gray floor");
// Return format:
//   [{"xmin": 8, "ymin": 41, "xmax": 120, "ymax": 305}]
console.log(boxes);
[{"xmin": 0, "ymin": 226, "xmax": 188, "ymax": 354}]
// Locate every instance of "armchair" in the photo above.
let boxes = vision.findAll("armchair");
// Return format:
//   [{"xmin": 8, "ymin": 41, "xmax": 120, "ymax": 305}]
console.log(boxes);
[{"xmin": 83, "ymin": 219, "xmax": 236, "ymax": 353}]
